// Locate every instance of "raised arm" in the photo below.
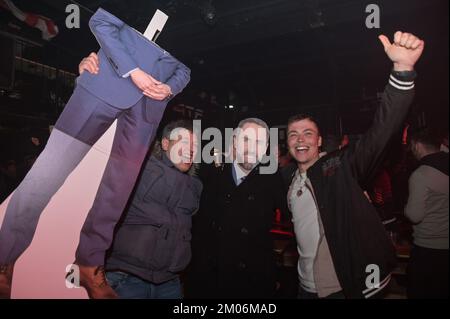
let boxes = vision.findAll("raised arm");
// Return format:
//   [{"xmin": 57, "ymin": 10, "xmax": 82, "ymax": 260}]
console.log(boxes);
[{"xmin": 348, "ymin": 32, "xmax": 425, "ymax": 185}]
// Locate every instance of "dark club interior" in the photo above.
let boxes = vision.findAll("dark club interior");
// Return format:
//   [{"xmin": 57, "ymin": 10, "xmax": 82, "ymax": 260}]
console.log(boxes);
[{"xmin": 0, "ymin": 0, "xmax": 448, "ymax": 305}]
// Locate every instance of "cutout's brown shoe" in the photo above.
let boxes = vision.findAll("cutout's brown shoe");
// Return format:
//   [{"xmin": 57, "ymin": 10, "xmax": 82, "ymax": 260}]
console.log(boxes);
[
  {"xmin": 77, "ymin": 265, "xmax": 118, "ymax": 299},
  {"xmin": 0, "ymin": 264, "xmax": 14, "ymax": 299}
]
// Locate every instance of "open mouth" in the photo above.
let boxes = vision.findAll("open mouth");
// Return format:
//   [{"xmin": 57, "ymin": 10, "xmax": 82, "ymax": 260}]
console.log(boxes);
[
  {"xmin": 181, "ymin": 155, "xmax": 192, "ymax": 163},
  {"xmin": 295, "ymin": 146, "xmax": 310, "ymax": 153}
]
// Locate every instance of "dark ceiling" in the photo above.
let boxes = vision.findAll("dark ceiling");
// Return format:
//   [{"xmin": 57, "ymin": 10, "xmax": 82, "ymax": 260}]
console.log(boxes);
[
  {"xmin": 0, "ymin": 0, "xmax": 448, "ymax": 129},
  {"xmin": 6, "ymin": 0, "xmax": 446, "ymax": 64}
]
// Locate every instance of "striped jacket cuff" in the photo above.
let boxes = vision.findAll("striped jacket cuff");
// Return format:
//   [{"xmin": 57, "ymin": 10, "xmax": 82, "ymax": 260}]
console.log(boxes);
[{"xmin": 389, "ymin": 72, "xmax": 416, "ymax": 91}]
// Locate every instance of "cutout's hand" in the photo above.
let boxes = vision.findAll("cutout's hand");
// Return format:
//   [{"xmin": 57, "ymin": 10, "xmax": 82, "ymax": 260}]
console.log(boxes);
[
  {"xmin": 79, "ymin": 52, "xmax": 99, "ymax": 75},
  {"xmin": 143, "ymin": 83, "xmax": 173, "ymax": 101},
  {"xmin": 131, "ymin": 68, "xmax": 166, "ymax": 99}
]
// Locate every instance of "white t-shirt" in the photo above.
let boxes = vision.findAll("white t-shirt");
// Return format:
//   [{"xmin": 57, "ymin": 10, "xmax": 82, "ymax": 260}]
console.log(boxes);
[{"xmin": 289, "ymin": 170, "xmax": 320, "ymax": 293}]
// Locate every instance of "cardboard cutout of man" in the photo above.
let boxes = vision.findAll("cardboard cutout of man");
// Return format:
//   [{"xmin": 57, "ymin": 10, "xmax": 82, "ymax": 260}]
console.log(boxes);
[{"xmin": 0, "ymin": 8, "xmax": 190, "ymax": 299}]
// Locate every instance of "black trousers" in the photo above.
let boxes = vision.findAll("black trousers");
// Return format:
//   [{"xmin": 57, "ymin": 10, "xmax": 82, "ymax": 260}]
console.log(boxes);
[{"xmin": 407, "ymin": 245, "xmax": 449, "ymax": 299}]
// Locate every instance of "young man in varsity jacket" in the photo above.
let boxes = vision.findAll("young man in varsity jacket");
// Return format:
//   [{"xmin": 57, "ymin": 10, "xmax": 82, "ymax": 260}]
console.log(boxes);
[{"xmin": 283, "ymin": 31, "xmax": 425, "ymax": 299}]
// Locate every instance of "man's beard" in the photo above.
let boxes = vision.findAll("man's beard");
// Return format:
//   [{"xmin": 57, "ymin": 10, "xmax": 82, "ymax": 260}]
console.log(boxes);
[
  {"xmin": 236, "ymin": 150, "xmax": 261, "ymax": 171},
  {"xmin": 238, "ymin": 161, "xmax": 258, "ymax": 172}
]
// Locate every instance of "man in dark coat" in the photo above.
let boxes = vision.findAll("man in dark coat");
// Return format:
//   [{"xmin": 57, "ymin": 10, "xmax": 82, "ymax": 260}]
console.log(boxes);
[
  {"xmin": 186, "ymin": 118, "xmax": 288, "ymax": 299},
  {"xmin": 105, "ymin": 119, "xmax": 203, "ymax": 299}
]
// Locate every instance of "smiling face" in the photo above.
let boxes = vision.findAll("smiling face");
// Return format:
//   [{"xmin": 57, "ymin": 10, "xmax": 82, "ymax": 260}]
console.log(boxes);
[
  {"xmin": 287, "ymin": 119, "xmax": 322, "ymax": 172},
  {"xmin": 162, "ymin": 128, "xmax": 198, "ymax": 173},
  {"xmin": 233, "ymin": 122, "xmax": 268, "ymax": 172}
]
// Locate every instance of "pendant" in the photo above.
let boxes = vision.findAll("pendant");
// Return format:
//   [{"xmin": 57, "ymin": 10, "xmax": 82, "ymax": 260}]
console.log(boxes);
[{"xmin": 297, "ymin": 189, "xmax": 303, "ymax": 197}]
